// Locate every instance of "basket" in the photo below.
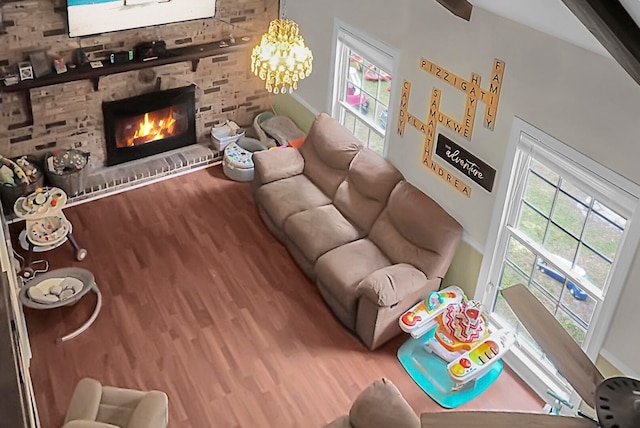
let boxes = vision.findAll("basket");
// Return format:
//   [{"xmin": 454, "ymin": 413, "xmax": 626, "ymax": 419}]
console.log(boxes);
[
  {"xmin": 0, "ymin": 176, "xmax": 44, "ymax": 215},
  {"xmin": 0, "ymin": 156, "xmax": 45, "ymax": 215},
  {"xmin": 44, "ymin": 150, "xmax": 90, "ymax": 196},
  {"xmin": 210, "ymin": 122, "xmax": 245, "ymax": 151}
]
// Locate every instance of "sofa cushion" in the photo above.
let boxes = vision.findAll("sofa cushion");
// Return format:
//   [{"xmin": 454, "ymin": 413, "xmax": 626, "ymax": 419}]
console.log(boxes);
[
  {"xmin": 369, "ymin": 181, "xmax": 462, "ymax": 279},
  {"xmin": 284, "ymin": 204, "xmax": 362, "ymax": 264},
  {"xmin": 252, "ymin": 147, "xmax": 305, "ymax": 185},
  {"xmin": 299, "ymin": 113, "xmax": 362, "ymax": 198},
  {"xmin": 334, "ymin": 148, "xmax": 403, "ymax": 232},
  {"xmin": 254, "ymin": 175, "xmax": 331, "ymax": 230},
  {"xmin": 314, "ymin": 239, "xmax": 390, "ymax": 324}
]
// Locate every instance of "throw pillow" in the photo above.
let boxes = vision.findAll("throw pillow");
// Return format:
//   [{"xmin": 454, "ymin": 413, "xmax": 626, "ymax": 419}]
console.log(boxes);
[{"xmin": 288, "ymin": 137, "xmax": 306, "ymax": 149}]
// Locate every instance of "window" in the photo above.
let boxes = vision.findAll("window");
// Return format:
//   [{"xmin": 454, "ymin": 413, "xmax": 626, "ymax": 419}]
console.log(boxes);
[
  {"xmin": 331, "ymin": 23, "xmax": 396, "ymax": 155},
  {"xmin": 477, "ymin": 118, "xmax": 640, "ymax": 407}
]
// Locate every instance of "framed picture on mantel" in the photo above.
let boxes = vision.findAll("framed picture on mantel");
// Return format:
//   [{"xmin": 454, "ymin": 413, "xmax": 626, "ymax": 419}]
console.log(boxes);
[
  {"xmin": 66, "ymin": 0, "xmax": 216, "ymax": 38},
  {"xmin": 29, "ymin": 51, "xmax": 52, "ymax": 78}
]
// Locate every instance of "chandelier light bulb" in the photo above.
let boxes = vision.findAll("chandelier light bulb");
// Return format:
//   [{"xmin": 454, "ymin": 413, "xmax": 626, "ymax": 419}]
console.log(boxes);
[{"xmin": 251, "ymin": 19, "xmax": 313, "ymax": 94}]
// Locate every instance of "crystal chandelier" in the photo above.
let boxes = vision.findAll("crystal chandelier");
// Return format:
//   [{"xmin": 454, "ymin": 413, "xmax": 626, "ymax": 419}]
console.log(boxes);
[{"xmin": 251, "ymin": 19, "xmax": 313, "ymax": 94}]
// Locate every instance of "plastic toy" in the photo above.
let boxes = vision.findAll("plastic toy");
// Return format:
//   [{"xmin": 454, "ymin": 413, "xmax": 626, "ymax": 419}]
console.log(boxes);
[
  {"xmin": 364, "ymin": 68, "xmax": 392, "ymax": 81},
  {"xmin": 399, "ymin": 285, "xmax": 515, "ymax": 391},
  {"xmin": 346, "ymin": 67, "xmax": 369, "ymax": 114},
  {"xmin": 13, "ymin": 187, "xmax": 88, "ymax": 278},
  {"xmin": 536, "ymin": 257, "xmax": 588, "ymax": 300}
]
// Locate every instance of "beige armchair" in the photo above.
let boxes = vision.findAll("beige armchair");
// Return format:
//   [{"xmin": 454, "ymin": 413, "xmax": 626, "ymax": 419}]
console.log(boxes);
[{"xmin": 63, "ymin": 378, "xmax": 168, "ymax": 428}]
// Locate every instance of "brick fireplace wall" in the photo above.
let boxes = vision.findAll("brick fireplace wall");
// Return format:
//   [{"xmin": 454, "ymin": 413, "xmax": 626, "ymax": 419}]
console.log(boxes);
[{"xmin": 0, "ymin": 0, "xmax": 275, "ymax": 169}]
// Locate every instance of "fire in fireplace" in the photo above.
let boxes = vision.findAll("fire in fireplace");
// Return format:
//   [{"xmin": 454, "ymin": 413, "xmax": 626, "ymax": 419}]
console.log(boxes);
[
  {"xmin": 102, "ymin": 85, "xmax": 196, "ymax": 166},
  {"xmin": 118, "ymin": 107, "xmax": 179, "ymax": 148}
]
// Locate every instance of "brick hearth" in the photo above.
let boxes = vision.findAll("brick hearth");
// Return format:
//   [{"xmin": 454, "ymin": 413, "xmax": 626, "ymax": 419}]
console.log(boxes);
[{"xmin": 73, "ymin": 143, "xmax": 223, "ymax": 204}]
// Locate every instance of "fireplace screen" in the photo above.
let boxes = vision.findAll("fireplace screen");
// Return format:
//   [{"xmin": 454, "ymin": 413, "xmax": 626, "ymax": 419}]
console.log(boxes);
[
  {"xmin": 116, "ymin": 105, "xmax": 185, "ymax": 149},
  {"xmin": 103, "ymin": 85, "xmax": 196, "ymax": 166}
]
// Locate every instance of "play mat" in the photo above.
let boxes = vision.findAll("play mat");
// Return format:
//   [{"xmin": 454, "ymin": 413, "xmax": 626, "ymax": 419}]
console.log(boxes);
[{"xmin": 397, "ymin": 327, "xmax": 503, "ymax": 409}]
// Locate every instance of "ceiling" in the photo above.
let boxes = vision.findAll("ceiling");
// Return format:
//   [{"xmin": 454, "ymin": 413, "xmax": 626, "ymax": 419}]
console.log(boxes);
[
  {"xmin": 465, "ymin": 0, "xmax": 640, "ymax": 85},
  {"xmin": 619, "ymin": 0, "xmax": 640, "ymax": 25},
  {"xmin": 467, "ymin": 0, "xmax": 609, "ymax": 56}
]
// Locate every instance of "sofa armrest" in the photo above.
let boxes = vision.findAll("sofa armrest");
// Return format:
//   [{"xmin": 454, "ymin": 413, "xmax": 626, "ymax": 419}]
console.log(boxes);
[
  {"xmin": 348, "ymin": 379, "xmax": 420, "ymax": 428},
  {"xmin": 63, "ymin": 421, "xmax": 119, "ymax": 428},
  {"xmin": 252, "ymin": 147, "xmax": 304, "ymax": 186},
  {"xmin": 64, "ymin": 378, "xmax": 102, "ymax": 425},
  {"xmin": 357, "ymin": 263, "xmax": 429, "ymax": 307},
  {"xmin": 126, "ymin": 391, "xmax": 169, "ymax": 428}
]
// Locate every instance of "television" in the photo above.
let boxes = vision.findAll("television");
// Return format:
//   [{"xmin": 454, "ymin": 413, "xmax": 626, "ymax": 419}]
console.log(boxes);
[{"xmin": 67, "ymin": 0, "xmax": 216, "ymax": 38}]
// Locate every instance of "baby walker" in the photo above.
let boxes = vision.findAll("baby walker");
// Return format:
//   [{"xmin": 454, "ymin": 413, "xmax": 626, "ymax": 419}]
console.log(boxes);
[
  {"xmin": 399, "ymin": 285, "xmax": 515, "ymax": 392},
  {"xmin": 13, "ymin": 187, "xmax": 87, "ymax": 279}
]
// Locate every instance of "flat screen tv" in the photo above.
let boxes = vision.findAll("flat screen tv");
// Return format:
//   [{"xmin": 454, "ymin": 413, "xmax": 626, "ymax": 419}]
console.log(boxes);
[{"xmin": 67, "ymin": 0, "xmax": 216, "ymax": 38}]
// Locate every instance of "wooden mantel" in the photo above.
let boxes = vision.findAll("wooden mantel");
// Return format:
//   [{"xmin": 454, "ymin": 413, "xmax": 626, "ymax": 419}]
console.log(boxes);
[{"xmin": 1, "ymin": 37, "xmax": 253, "ymax": 93}]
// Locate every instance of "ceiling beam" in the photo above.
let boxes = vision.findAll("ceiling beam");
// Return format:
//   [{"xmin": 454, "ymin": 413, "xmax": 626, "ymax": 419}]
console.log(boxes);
[
  {"xmin": 561, "ymin": 0, "xmax": 640, "ymax": 85},
  {"xmin": 435, "ymin": 0, "xmax": 473, "ymax": 21}
]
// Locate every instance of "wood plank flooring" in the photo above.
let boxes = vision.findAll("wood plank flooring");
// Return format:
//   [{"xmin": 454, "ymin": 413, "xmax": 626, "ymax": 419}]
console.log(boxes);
[{"xmin": 11, "ymin": 166, "xmax": 543, "ymax": 427}]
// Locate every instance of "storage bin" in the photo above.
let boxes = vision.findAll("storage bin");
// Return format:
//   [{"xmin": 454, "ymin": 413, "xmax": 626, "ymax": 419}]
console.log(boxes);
[
  {"xmin": 210, "ymin": 121, "xmax": 245, "ymax": 152},
  {"xmin": 0, "ymin": 176, "xmax": 44, "ymax": 215},
  {"xmin": 44, "ymin": 149, "xmax": 90, "ymax": 196},
  {"xmin": 0, "ymin": 156, "xmax": 45, "ymax": 215}
]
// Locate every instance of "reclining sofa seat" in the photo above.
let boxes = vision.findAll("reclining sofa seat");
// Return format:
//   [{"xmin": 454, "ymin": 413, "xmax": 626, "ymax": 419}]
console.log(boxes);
[
  {"xmin": 284, "ymin": 147, "xmax": 403, "ymax": 277},
  {"xmin": 252, "ymin": 113, "xmax": 462, "ymax": 350},
  {"xmin": 314, "ymin": 180, "xmax": 463, "ymax": 349},
  {"xmin": 252, "ymin": 113, "xmax": 362, "ymax": 242}
]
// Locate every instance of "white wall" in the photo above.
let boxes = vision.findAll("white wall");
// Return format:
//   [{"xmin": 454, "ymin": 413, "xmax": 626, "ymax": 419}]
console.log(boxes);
[{"xmin": 286, "ymin": 0, "xmax": 640, "ymax": 374}]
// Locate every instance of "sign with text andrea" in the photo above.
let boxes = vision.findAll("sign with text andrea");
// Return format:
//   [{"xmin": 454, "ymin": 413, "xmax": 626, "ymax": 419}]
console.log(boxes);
[{"xmin": 435, "ymin": 134, "xmax": 496, "ymax": 192}]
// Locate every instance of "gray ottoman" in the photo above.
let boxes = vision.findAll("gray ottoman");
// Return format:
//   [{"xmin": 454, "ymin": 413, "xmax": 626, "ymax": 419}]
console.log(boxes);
[{"xmin": 222, "ymin": 137, "xmax": 268, "ymax": 182}]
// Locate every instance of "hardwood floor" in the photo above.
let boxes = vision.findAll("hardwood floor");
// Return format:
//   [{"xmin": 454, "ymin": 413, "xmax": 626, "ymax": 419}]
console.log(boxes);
[{"xmin": 11, "ymin": 166, "xmax": 543, "ymax": 427}]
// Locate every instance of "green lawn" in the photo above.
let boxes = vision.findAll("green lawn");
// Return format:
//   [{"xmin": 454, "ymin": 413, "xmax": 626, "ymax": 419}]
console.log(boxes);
[
  {"xmin": 342, "ymin": 58, "xmax": 392, "ymax": 155},
  {"xmin": 495, "ymin": 159, "xmax": 626, "ymax": 346}
]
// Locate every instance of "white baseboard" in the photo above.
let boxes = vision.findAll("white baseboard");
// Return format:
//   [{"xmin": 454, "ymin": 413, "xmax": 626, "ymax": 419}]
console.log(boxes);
[{"xmin": 462, "ymin": 231, "xmax": 484, "ymax": 254}]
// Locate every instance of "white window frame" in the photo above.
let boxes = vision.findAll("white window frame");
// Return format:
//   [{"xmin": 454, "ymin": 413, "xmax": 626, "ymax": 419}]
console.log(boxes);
[
  {"xmin": 476, "ymin": 117, "xmax": 640, "ymax": 410},
  {"xmin": 329, "ymin": 19, "xmax": 399, "ymax": 157}
]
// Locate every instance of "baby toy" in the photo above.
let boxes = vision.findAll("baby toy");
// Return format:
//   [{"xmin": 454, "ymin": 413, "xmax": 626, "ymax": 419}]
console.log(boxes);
[
  {"xmin": 399, "ymin": 285, "xmax": 515, "ymax": 391},
  {"xmin": 13, "ymin": 186, "xmax": 88, "ymax": 278}
]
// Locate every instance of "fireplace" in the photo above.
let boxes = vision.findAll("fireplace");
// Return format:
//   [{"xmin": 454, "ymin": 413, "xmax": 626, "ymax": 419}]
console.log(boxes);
[{"xmin": 102, "ymin": 85, "xmax": 196, "ymax": 166}]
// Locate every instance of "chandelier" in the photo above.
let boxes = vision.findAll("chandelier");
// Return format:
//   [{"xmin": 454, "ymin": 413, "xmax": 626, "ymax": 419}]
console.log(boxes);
[{"xmin": 251, "ymin": 19, "xmax": 313, "ymax": 94}]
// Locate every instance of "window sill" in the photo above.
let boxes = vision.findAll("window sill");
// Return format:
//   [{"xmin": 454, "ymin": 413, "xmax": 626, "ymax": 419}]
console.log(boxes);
[{"xmin": 502, "ymin": 345, "xmax": 578, "ymax": 416}]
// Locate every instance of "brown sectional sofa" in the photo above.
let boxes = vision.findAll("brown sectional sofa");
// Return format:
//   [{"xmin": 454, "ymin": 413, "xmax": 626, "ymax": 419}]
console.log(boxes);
[{"xmin": 252, "ymin": 113, "xmax": 462, "ymax": 349}]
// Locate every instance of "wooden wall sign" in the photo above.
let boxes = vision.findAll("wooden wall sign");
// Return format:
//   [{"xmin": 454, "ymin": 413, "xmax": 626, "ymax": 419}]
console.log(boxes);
[
  {"xmin": 436, "ymin": 134, "xmax": 496, "ymax": 192},
  {"xmin": 397, "ymin": 57, "xmax": 505, "ymax": 197}
]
